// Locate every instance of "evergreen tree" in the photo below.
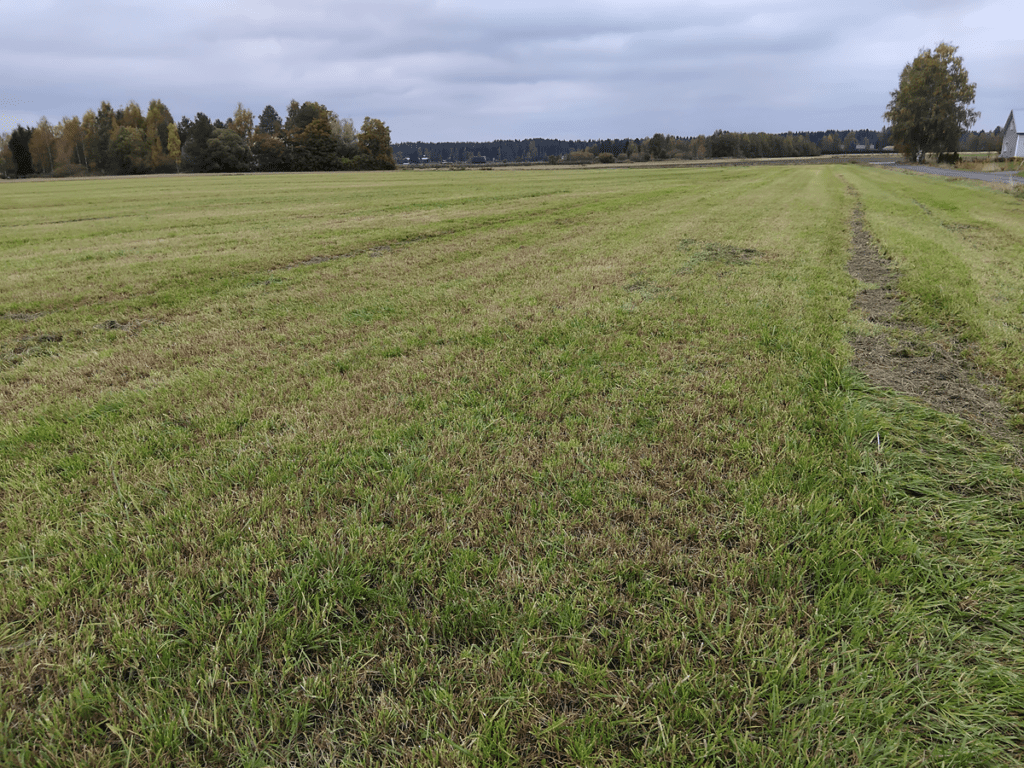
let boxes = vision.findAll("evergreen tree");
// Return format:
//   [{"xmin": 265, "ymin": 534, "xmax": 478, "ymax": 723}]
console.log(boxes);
[
  {"xmin": 95, "ymin": 101, "xmax": 116, "ymax": 173},
  {"xmin": 258, "ymin": 105, "xmax": 282, "ymax": 134},
  {"xmin": 8, "ymin": 126, "xmax": 34, "ymax": 176},
  {"xmin": 181, "ymin": 113, "xmax": 214, "ymax": 172}
]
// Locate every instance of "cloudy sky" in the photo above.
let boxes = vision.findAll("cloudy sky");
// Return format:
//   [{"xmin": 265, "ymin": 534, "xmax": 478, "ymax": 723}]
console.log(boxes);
[{"xmin": 1, "ymin": 0, "xmax": 1021, "ymax": 143}]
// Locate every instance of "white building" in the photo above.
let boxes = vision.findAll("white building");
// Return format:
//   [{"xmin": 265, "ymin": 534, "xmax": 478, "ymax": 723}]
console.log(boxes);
[{"xmin": 999, "ymin": 110, "xmax": 1024, "ymax": 159}]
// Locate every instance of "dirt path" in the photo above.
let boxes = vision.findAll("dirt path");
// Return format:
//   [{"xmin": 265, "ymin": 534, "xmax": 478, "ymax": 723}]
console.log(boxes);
[{"xmin": 846, "ymin": 204, "xmax": 1022, "ymax": 455}]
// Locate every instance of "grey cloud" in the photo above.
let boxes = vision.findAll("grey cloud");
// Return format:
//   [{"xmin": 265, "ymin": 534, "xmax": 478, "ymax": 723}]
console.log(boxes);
[{"xmin": 1, "ymin": 0, "xmax": 1022, "ymax": 142}]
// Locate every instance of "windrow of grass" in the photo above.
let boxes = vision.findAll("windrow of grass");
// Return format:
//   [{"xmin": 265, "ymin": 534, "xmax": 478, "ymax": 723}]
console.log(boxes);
[{"xmin": 1, "ymin": 166, "xmax": 1023, "ymax": 766}]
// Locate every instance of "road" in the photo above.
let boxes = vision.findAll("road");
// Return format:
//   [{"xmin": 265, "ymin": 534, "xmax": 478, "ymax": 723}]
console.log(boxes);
[{"xmin": 871, "ymin": 161, "xmax": 1022, "ymax": 185}]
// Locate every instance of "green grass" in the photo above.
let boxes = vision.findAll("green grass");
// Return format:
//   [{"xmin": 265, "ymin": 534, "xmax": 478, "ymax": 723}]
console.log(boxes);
[{"xmin": 2, "ymin": 166, "xmax": 1023, "ymax": 766}]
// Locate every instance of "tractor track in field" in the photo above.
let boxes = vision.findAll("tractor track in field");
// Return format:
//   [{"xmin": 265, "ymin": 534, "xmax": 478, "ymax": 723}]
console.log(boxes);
[{"xmin": 845, "ymin": 202, "xmax": 1022, "ymax": 456}]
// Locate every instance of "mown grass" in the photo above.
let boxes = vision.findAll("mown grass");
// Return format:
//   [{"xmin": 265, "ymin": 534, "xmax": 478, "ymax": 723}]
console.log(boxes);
[
  {"xmin": 845, "ymin": 169, "xmax": 1024, "ymax": 420},
  {"xmin": 1, "ymin": 166, "xmax": 1023, "ymax": 766}
]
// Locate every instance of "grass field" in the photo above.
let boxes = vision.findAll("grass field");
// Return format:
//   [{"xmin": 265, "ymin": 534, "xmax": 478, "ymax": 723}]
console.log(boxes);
[{"xmin": 2, "ymin": 165, "xmax": 1023, "ymax": 766}]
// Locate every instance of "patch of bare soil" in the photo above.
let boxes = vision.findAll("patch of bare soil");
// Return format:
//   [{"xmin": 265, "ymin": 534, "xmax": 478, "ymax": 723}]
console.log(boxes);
[
  {"xmin": 282, "ymin": 245, "xmax": 392, "ymax": 270},
  {"xmin": 847, "ymin": 207, "xmax": 1021, "ymax": 451}
]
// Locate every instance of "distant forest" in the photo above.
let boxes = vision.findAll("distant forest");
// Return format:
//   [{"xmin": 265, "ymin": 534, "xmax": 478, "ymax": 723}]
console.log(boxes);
[
  {"xmin": 1, "ymin": 99, "xmax": 395, "ymax": 177},
  {"xmin": 2, "ymin": 101, "xmax": 1010, "ymax": 177},
  {"xmin": 394, "ymin": 125, "xmax": 1008, "ymax": 164}
]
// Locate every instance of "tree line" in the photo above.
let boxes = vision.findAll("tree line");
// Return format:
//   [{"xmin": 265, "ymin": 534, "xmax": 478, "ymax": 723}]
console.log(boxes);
[
  {"xmin": 4, "ymin": 98, "xmax": 1009, "ymax": 178},
  {"xmin": 1, "ymin": 99, "xmax": 395, "ymax": 177},
  {"xmin": 395, "ymin": 126, "xmax": 1005, "ymax": 166},
  {"xmin": 396, "ymin": 132, "xmax": 830, "ymax": 164}
]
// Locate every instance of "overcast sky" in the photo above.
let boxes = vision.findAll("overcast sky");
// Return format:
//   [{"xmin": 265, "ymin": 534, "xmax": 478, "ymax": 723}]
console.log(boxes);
[{"xmin": 1, "ymin": 0, "xmax": 1021, "ymax": 143}]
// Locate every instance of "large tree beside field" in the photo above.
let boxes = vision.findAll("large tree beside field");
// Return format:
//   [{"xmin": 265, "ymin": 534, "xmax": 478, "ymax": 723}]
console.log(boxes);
[
  {"xmin": 884, "ymin": 43, "xmax": 978, "ymax": 163},
  {"xmin": 357, "ymin": 117, "xmax": 395, "ymax": 169}
]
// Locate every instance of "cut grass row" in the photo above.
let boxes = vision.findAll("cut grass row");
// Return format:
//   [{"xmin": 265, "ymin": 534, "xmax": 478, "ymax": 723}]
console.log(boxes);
[{"xmin": 1, "ymin": 166, "xmax": 1023, "ymax": 766}]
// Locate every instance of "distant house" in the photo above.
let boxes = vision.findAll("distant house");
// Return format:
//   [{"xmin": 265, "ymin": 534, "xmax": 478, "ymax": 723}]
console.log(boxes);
[{"xmin": 999, "ymin": 110, "xmax": 1024, "ymax": 158}]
